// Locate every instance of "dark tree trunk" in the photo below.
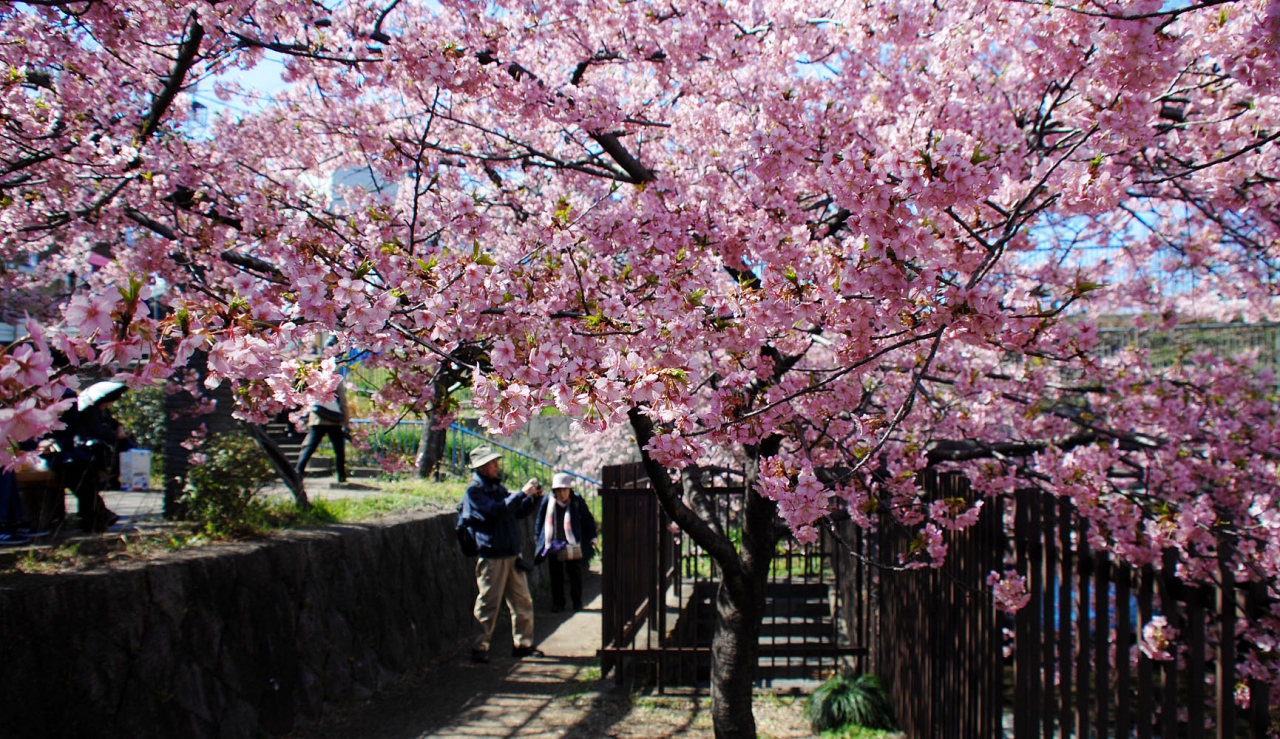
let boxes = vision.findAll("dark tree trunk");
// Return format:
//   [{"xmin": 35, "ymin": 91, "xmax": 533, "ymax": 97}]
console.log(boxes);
[
  {"xmin": 710, "ymin": 573, "xmax": 767, "ymax": 738},
  {"xmin": 711, "ymin": 443, "xmax": 781, "ymax": 739},
  {"xmin": 415, "ymin": 415, "xmax": 448, "ymax": 479},
  {"xmin": 628, "ymin": 407, "xmax": 780, "ymax": 739},
  {"xmin": 248, "ymin": 424, "xmax": 309, "ymax": 508}
]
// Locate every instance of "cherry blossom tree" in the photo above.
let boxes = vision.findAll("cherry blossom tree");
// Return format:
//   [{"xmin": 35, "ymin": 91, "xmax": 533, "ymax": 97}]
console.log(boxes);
[{"xmin": 3, "ymin": 0, "xmax": 1280, "ymax": 735}]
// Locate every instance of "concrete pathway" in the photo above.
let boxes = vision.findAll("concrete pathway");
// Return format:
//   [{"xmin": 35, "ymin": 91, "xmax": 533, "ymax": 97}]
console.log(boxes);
[
  {"xmin": 288, "ymin": 565, "xmax": 634, "ymax": 739},
  {"xmin": 285, "ymin": 559, "xmax": 813, "ymax": 739}
]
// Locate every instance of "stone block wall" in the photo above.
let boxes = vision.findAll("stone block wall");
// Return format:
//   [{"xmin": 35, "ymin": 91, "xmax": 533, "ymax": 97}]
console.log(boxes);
[{"xmin": 0, "ymin": 510, "xmax": 540, "ymax": 739}]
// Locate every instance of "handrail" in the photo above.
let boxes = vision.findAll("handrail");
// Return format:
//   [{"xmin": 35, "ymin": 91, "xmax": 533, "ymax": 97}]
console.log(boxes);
[{"xmin": 445, "ymin": 422, "xmax": 599, "ymax": 486}]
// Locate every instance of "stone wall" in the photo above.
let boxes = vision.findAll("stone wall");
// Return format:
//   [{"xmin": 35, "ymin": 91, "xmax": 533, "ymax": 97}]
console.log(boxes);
[{"xmin": 0, "ymin": 510, "xmax": 542, "ymax": 739}]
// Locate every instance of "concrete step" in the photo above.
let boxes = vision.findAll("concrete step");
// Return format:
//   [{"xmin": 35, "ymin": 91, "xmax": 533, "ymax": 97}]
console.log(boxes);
[
  {"xmin": 299, "ymin": 458, "xmax": 334, "ymax": 474},
  {"xmin": 762, "ymin": 582, "xmax": 830, "ymax": 599},
  {"xmin": 757, "ymin": 631, "xmax": 837, "ymax": 644}
]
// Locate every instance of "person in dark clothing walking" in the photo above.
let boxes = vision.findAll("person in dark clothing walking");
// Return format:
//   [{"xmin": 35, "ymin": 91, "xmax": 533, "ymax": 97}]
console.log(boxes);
[
  {"xmin": 295, "ymin": 382, "xmax": 349, "ymax": 483},
  {"xmin": 534, "ymin": 472, "xmax": 598, "ymax": 612},
  {"xmin": 462, "ymin": 445, "xmax": 544, "ymax": 663}
]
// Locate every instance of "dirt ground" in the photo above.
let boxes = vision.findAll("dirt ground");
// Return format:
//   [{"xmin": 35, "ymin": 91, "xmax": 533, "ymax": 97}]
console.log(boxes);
[{"xmin": 286, "ymin": 562, "xmax": 816, "ymax": 739}]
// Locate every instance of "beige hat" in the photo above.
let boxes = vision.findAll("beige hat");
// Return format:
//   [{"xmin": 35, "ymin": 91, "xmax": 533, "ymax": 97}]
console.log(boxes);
[
  {"xmin": 551, "ymin": 472, "xmax": 575, "ymax": 490},
  {"xmin": 468, "ymin": 445, "xmax": 502, "ymax": 469}
]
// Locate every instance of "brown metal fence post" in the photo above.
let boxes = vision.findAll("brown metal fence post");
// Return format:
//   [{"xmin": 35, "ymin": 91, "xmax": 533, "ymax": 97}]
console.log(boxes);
[
  {"xmin": 1041, "ymin": 499, "xmax": 1057, "ymax": 739},
  {"xmin": 1058, "ymin": 497, "xmax": 1074, "ymax": 738},
  {"xmin": 1137, "ymin": 566, "xmax": 1154, "ymax": 739},
  {"xmin": 1095, "ymin": 551, "xmax": 1110, "ymax": 739},
  {"xmin": 1188, "ymin": 584, "xmax": 1207, "ymax": 736},
  {"xmin": 1114, "ymin": 563, "xmax": 1132, "ymax": 738},
  {"xmin": 1218, "ymin": 532, "xmax": 1236, "ymax": 739},
  {"xmin": 1075, "ymin": 517, "xmax": 1092, "ymax": 739},
  {"xmin": 1159, "ymin": 551, "xmax": 1179, "ymax": 739},
  {"xmin": 1248, "ymin": 581, "xmax": 1270, "ymax": 738}
]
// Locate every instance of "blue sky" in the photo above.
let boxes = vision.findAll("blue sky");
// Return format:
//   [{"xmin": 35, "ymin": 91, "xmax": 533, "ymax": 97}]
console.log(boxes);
[{"xmin": 193, "ymin": 52, "xmax": 290, "ymax": 119}]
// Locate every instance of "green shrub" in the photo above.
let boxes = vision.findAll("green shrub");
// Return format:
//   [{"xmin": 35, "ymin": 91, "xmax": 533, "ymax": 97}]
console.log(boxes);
[
  {"xmin": 179, "ymin": 431, "xmax": 276, "ymax": 537},
  {"xmin": 804, "ymin": 673, "xmax": 896, "ymax": 733}
]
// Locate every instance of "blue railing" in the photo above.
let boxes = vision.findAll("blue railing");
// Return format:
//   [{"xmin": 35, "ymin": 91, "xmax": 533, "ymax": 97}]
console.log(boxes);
[
  {"xmin": 445, "ymin": 424, "xmax": 600, "ymax": 488},
  {"xmin": 348, "ymin": 419, "xmax": 601, "ymax": 489}
]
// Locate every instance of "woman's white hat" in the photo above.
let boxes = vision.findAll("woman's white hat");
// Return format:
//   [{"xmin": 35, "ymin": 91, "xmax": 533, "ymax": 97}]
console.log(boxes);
[{"xmin": 551, "ymin": 472, "xmax": 576, "ymax": 490}]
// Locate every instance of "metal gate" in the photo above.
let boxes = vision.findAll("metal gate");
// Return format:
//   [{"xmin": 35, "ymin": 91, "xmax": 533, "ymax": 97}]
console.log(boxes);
[{"xmin": 598, "ymin": 463, "xmax": 867, "ymax": 689}]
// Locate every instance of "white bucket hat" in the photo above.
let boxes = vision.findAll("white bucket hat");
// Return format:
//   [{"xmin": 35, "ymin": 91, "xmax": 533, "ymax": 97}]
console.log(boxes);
[
  {"xmin": 551, "ymin": 472, "xmax": 575, "ymax": 490},
  {"xmin": 468, "ymin": 445, "xmax": 502, "ymax": 469}
]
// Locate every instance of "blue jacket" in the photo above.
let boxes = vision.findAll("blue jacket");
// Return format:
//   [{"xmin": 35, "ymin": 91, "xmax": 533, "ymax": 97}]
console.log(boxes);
[
  {"xmin": 463, "ymin": 472, "xmax": 537, "ymax": 558},
  {"xmin": 534, "ymin": 492, "xmax": 598, "ymax": 562}
]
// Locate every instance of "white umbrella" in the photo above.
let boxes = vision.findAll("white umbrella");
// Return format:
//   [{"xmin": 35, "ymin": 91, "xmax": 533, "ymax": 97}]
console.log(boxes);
[{"xmin": 78, "ymin": 381, "xmax": 127, "ymax": 411}]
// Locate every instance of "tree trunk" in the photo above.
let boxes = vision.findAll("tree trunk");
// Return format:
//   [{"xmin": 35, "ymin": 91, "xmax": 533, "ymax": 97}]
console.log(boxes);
[
  {"xmin": 415, "ymin": 414, "xmax": 448, "ymax": 479},
  {"xmin": 710, "ymin": 446, "xmax": 781, "ymax": 739},
  {"xmin": 710, "ymin": 574, "xmax": 766, "ymax": 739},
  {"xmin": 627, "ymin": 407, "xmax": 781, "ymax": 739}
]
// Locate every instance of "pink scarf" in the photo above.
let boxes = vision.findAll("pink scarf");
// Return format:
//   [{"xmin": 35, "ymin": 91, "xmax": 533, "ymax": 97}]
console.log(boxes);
[{"xmin": 541, "ymin": 498, "xmax": 578, "ymax": 556}]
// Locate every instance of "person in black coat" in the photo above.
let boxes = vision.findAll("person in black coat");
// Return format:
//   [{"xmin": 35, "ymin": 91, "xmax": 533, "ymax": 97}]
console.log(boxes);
[
  {"xmin": 534, "ymin": 472, "xmax": 598, "ymax": 612},
  {"xmin": 68, "ymin": 399, "xmax": 129, "ymax": 531}
]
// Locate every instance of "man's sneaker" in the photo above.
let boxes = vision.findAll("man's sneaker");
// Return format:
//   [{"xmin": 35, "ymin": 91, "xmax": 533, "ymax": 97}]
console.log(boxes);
[
  {"xmin": 512, "ymin": 646, "xmax": 545, "ymax": 659},
  {"xmin": 470, "ymin": 649, "xmax": 490, "ymax": 663}
]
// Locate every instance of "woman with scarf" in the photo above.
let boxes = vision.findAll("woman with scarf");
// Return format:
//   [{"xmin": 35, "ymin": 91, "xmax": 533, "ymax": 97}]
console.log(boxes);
[{"xmin": 534, "ymin": 472, "xmax": 598, "ymax": 612}]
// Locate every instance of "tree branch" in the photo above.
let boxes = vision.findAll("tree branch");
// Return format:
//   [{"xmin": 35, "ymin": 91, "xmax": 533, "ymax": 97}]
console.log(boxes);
[
  {"xmin": 925, "ymin": 432, "xmax": 1099, "ymax": 464},
  {"xmin": 141, "ymin": 15, "xmax": 204, "ymax": 139},
  {"xmin": 589, "ymin": 132, "xmax": 656, "ymax": 184},
  {"xmin": 1134, "ymin": 130, "xmax": 1280, "ymax": 186},
  {"xmin": 629, "ymin": 406, "xmax": 743, "ymax": 577}
]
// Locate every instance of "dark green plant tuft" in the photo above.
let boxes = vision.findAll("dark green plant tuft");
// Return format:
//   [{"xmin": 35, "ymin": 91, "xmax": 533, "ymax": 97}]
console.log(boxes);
[
  {"xmin": 179, "ymin": 431, "xmax": 276, "ymax": 537},
  {"xmin": 804, "ymin": 673, "xmax": 896, "ymax": 732}
]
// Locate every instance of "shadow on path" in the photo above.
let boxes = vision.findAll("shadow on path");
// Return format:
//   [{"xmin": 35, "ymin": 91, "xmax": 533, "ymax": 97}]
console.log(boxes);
[
  {"xmin": 288, "ymin": 563, "xmax": 635, "ymax": 739},
  {"xmin": 287, "ymin": 560, "xmax": 812, "ymax": 739}
]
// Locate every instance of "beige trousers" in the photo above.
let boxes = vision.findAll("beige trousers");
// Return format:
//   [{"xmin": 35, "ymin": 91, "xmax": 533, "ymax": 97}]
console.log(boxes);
[{"xmin": 473, "ymin": 556, "xmax": 535, "ymax": 652}]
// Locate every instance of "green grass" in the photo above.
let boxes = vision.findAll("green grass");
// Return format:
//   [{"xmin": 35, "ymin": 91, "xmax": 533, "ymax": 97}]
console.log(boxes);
[
  {"xmin": 258, "ymin": 478, "xmax": 469, "ymax": 527},
  {"xmin": 633, "ymin": 695, "xmax": 709, "ymax": 710},
  {"xmin": 560, "ymin": 663, "xmax": 604, "ymax": 703},
  {"xmin": 4, "ymin": 478, "xmax": 474, "ymax": 576},
  {"xmin": 366, "ymin": 477, "xmax": 468, "ymax": 505}
]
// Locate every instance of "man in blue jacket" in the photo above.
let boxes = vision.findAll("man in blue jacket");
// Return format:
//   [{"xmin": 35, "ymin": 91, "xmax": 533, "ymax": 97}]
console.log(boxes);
[{"xmin": 463, "ymin": 445, "xmax": 544, "ymax": 663}]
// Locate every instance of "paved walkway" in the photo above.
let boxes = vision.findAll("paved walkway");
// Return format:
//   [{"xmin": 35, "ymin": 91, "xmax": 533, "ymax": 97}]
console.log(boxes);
[
  {"xmin": 288, "ymin": 564, "xmax": 640, "ymax": 739},
  {"xmin": 98, "ymin": 477, "xmax": 378, "ymax": 522},
  {"xmin": 285, "ymin": 561, "xmax": 813, "ymax": 739}
]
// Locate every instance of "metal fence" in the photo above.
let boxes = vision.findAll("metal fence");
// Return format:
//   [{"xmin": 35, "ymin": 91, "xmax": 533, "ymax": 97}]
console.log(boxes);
[
  {"xmin": 844, "ymin": 471, "xmax": 1005, "ymax": 739},
  {"xmin": 347, "ymin": 419, "xmax": 600, "ymax": 516},
  {"xmin": 859, "ymin": 481, "xmax": 1275, "ymax": 738},
  {"xmin": 1009, "ymin": 489, "xmax": 1272, "ymax": 739},
  {"xmin": 1096, "ymin": 322, "xmax": 1280, "ymax": 374}
]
